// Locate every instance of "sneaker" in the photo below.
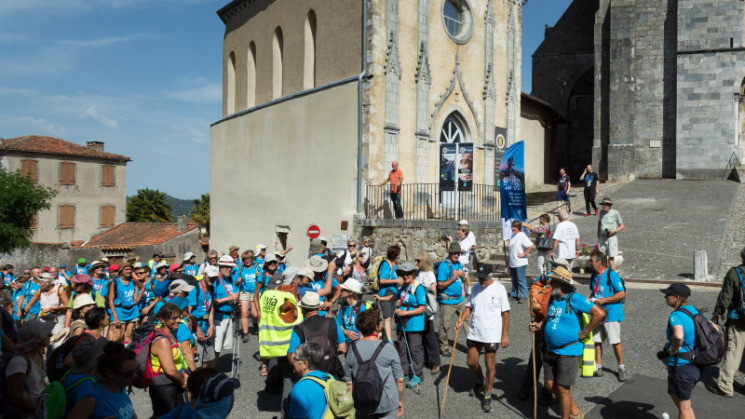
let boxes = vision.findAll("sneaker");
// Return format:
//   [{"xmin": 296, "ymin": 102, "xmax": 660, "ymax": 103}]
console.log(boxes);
[
  {"xmin": 593, "ymin": 369, "xmax": 603, "ymax": 377},
  {"xmin": 584, "ymin": 213, "xmax": 591, "ymax": 217},
  {"xmin": 618, "ymin": 368, "xmax": 627, "ymax": 382},
  {"xmin": 481, "ymin": 396, "xmax": 493, "ymax": 413},
  {"xmin": 569, "ymin": 409, "xmax": 585, "ymax": 419},
  {"xmin": 431, "ymin": 365, "xmax": 441, "ymax": 375},
  {"xmin": 441, "ymin": 349, "xmax": 453, "ymax": 358},
  {"xmin": 469, "ymin": 380, "xmax": 485, "ymax": 397},
  {"xmin": 242, "ymin": 334, "xmax": 249, "ymax": 344},
  {"xmin": 706, "ymin": 383, "xmax": 734, "ymax": 398}
]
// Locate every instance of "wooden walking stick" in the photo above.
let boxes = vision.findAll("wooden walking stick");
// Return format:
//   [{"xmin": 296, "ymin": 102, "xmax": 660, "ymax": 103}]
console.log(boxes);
[
  {"xmin": 530, "ymin": 308, "xmax": 538, "ymax": 419},
  {"xmin": 439, "ymin": 311, "xmax": 465, "ymax": 416}
]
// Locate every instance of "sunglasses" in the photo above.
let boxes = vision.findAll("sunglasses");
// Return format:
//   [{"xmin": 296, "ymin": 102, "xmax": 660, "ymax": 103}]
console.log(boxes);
[
  {"xmin": 168, "ymin": 316, "xmax": 181, "ymax": 321},
  {"xmin": 23, "ymin": 271, "xmax": 30, "ymax": 274},
  {"xmin": 208, "ymin": 257, "xmax": 217, "ymax": 260},
  {"xmin": 348, "ymin": 244, "xmax": 356, "ymax": 248}
]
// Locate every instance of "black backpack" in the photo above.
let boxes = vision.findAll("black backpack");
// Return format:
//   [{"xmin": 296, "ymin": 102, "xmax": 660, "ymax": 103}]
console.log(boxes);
[
  {"xmin": 46, "ymin": 333, "xmax": 94, "ymax": 382},
  {"xmin": 604, "ymin": 268, "xmax": 627, "ymax": 304},
  {"xmin": 350, "ymin": 341, "xmax": 386, "ymax": 416},
  {"xmin": 674, "ymin": 307, "xmax": 725, "ymax": 367},
  {"xmin": 296, "ymin": 316, "xmax": 344, "ymax": 379}
]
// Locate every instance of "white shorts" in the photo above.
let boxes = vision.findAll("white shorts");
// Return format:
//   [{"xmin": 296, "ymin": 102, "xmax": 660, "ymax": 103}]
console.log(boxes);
[
  {"xmin": 214, "ymin": 316, "xmax": 234, "ymax": 354},
  {"xmin": 592, "ymin": 321, "xmax": 622, "ymax": 345},
  {"xmin": 598, "ymin": 235, "xmax": 619, "ymax": 258},
  {"xmin": 196, "ymin": 336, "xmax": 216, "ymax": 364},
  {"xmin": 239, "ymin": 292, "xmax": 254, "ymax": 303}
]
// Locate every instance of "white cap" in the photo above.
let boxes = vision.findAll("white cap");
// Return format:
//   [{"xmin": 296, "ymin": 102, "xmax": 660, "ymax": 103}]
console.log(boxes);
[
  {"xmin": 204, "ymin": 265, "xmax": 219, "ymax": 277},
  {"xmin": 183, "ymin": 251, "xmax": 195, "ymax": 261}
]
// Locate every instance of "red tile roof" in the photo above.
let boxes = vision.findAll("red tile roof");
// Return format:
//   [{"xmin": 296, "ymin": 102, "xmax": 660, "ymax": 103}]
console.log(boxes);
[
  {"xmin": 82, "ymin": 221, "xmax": 198, "ymax": 248},
  {"xmin": 0, "ymin": 135, "xmax": 131, "ymax": 162}
]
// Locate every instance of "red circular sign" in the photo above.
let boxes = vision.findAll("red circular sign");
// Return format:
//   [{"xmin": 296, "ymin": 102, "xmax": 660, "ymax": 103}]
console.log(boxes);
[{"xmin": 306, "ymin": 224, "xmax": 321, "ymax": 239}]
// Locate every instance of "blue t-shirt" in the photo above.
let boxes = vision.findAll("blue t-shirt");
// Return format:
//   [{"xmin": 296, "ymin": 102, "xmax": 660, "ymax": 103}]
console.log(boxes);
[
  {"xmin": 160, "ymin": 404, "xmax": 196, "ymax": 419},
  {"xmin": 257, "ymin": 272, "xmax": 273, "ymax": 296},
  {"xmin": 192, "ymin": 282, "xmax": 212, "ymax": 321},
  {"xmin": 62, "ymin": 372, "xmax": 96, "ymax": 411},
  {"xmin": 256, "ymin": 257, "xmax": 265, "ymax": 273},
  {"xmin": 436, "ymin": 260, "xmax": 465, "ymax": 305},
  {"xmin": 396, "ymin": 283, "xmax": 427, "ymax": 332},
  {"xmin": 289, "ymin": 370, "xmax": 332, "ymax": 419},
  {"xmin": 21, "ymin": 281, "xmax": 41, "ymax": 315},
  {"xmin": 73, "ymin": 265, "xmax": 90, "ymax": 275},
  {"xmin": 544, "ymin": 292, "xmax": 595, "ymax": 356},
  {"xmin": 3, "ymin": 273, "xmax": 14, "ymax": 287},
  {"xmin": 310, "ymin": 275, "xmax": 339, "ymax": 317},
  {"xmin": 113, "ymin": 277, "xmax": 136, "ymax": 307},
  {"xmin": 288, "ymin": 316, "xmax": 346, "ymax": 354},
  {"xmin": 92, "ymin": 277, "xmax": 108, "ymax": 300},
  {"xmin": 667, "ymin": 305, "xmax": 698, "ymax": 366},
  {"xmin": 176, "ymin": 320, "xmax": 194, "ymax": 347},
  {"xmin": 590, "ymin": 268, "xmax": 624, "ymax": 322},
  {"xmin": 183, "ymin": 263, "xmax": 199, "ymax": 276},
  {"xmin": 239, "ymin": 264, "xmax": 260, "ymax": 294},
  {"xmin": 336, "ymin": 302, "xmax": 368, "ymax": 342},
  {"xmin": 91, "ymin": 383, "xmax": 136, "ymax": 419},
  {"xmin": 213, "ymin": 275, "xmax": 235, "ymax": 316},
  {"xmin": 377, "ymin": 260, "xmax": 398, "ymax": 297}
]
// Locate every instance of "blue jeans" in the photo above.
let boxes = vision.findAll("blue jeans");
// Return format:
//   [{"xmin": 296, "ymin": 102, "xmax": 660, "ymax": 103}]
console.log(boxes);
[
  {"xmin": 390, "ymin": 193, "xmax": 404, "ymax": 219},
  {"xmin": 509, "ymin": 265, "xmax": 528, "ymax": 299}
]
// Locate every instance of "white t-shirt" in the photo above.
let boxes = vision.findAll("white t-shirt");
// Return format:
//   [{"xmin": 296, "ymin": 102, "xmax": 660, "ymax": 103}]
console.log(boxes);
[
  {"xmin": 458, "ymin": 233, "xmax": 476, "ymax": 266},
  {"xmin": 552, "ymin": 220, "xmax": 580, "ymax": 259},
  {"xmin": 508, "ymin": 231, "xmax": 533, "ymax": 268},
  {"xmin": 418, "ymin": 270, "xmax": 437, "ymax": 320},
  {"xmin": 466, "ymin": 281, "xmax": 510, "ymax": 343}
]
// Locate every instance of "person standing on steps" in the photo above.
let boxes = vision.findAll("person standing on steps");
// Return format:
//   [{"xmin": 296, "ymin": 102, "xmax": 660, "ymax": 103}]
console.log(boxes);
[
  {"xmin": 557, "ymin": 167, "xmax": 572, "ymax": 214},
  {"xmin": 579, "ymin": 164, "xmax": 599, "ymax": 217},
  {"xmin": 380, "ymin": 161, "xmax": 404, "ymax": 219}
]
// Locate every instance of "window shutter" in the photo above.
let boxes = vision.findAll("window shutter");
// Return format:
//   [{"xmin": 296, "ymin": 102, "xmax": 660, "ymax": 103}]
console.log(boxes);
[
  {"xmin": 30, "ymin": 214, "xmax": 37, "ymax": 230},
  {"xmin": 60, "ymin": 162, "xmax": 75, "ymax": 185},
  {"xmin": 21, "ymin": 159, "xmax": 38, "ymax": 182},
  {"xmin": 100, "ymin": 205, "xmax": 115, "ymax": 228},
  {"xmin": 102, "ymin": 165, "xmax": 115, "ymax": 187},
  {"xmin": 59, "ymin": 205, "xmax": 75, "ymax": 229}
]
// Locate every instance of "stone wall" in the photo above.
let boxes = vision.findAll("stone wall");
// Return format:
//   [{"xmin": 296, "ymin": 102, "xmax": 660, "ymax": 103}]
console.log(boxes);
[{"xmin": 353, "ymin": 217, "xmax": 504, "ymax": 264}]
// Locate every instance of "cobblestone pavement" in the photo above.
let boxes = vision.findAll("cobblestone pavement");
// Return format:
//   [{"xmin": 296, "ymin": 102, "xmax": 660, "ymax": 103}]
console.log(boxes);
[
  {"xmin": 524, "ymin": 179, "xmax": 743, "ymax": 282},
  {"xmin": 129, "ymin": 282, "xmax": 744, "ymax": 418}
]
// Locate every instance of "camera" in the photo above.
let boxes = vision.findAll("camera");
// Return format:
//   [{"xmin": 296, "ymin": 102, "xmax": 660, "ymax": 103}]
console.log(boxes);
[
  {"xmin": 656, "ymin": 350, "xmax": 669, "ymax": 360},
  {"xmin": 441, "ymin": 235, "xmax": 449, "ymax": 241},
  {"xmin": 604, "ymin": 228, "xmax": 610, "ymax": 236}
]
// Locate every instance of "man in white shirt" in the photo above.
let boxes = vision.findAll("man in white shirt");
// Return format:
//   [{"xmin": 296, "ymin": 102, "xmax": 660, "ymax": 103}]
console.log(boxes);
[
  {"xmin": 456, "ymin": 265, "xmax": 510, "ymax": 413},
  {"xmin": 551, "ymin": 210, "xmax": 580, "ymax": 267},
  {"xmin": 448, "ymin": 220, "xmax": 477, "ymax": 292}
]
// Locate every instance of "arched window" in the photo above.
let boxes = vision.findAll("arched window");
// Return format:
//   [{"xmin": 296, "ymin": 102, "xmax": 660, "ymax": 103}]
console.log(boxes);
[
  {"xmin": 247, "ymin": 42, "xmax": 256, "ymax": 108},
  {"xmin": 440, "ymin": 113, "xmax": 467, "ymax": 143},
  {"xmin": 227, "ymin": 51, "xmax": 236, "ymax": 115},
  {"xmin": 273, "ymin": 27, "xmax": 283, "ymax": 99},
  {"xmin": 304, "ymin": 10, "xmax": 317, "ymax": 89}
]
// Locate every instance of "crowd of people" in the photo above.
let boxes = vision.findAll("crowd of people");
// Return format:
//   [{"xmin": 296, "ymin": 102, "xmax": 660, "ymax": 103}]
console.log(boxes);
[{"xmin": 0, "ymin": 217, "xmax": 743, "ymax": 419}]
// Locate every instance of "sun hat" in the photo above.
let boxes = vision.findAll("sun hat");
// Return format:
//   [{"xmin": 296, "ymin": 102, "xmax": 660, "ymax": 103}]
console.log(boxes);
[
  {"xmin": 155, "ymin": 261, "xmax": 169, "ymax": 270},
  {"xmin": 229, "ymin": 245, "xmax": 240, "ymax": 253},
  {"xmin": 282, "ymin": 267, "xmax": 301, "ymax": 285},
  {"xmin": 199, "ymin": 373, "xmax": 241, "ymax": 404},
  {"xmin": 305, "ymin": 255, "xmax": 328, "ymax": 273},
  {"xmin": 108, "ymin": 264, "xmax": 119, "ymax": 273},
  {"xmin": 204, "ymin": 265, "xmax": 219, "ymax": 278},
  {"xmin": 100, "ymin": 257, "xmax": 109, "ymax": 264},
  {"xmin": 72, "ymin": 293, "xmax": 96, "ymax": 310},
  {"xmin": 71, "ymin": 338, "xmax": 107, "ymax": 374},
  {"xmin": 133, "ymin": 262, "xmax": 144, "ymax": 268},
  {"xmin": 448, "ymin": 242, "xmax": 462, "ymax": 254},
  {"xmin": 90, "ymin": 260, "xmax": 105, "ymax": 270},
  {"xmin": 264, "ymin": 253, "xmax": 278, "ymax": 264},
  {"xmin": 255, "ymin": 244, "xmax": 267, "ymax": 254},
  {"xmin": 117, "ymin": 264, "xmax": 132, "ymax": 276},
  {"xmin": 395, "ymin": 261, "xmax": 418, "ymax": 275},
  {"xmin": 300, "ymin": 268, "xmax": 314, "ymax": 280},
  {"xmin": 17, "ymin": 319, "xmax": 55, "ymax": 351},
  {"xmin": 217, "ymin": 255, "xmax": 237, "ymax": 268},
  {"xmin": 183, "ymin": 252, "xmax": 195, "ymax": 261},
  {"xmin": 600, "ymin": 197, "xmax": 614, "ymax": 206},
  {"xmin": 38, "ymin": 272, "xmax": 54, "ymax": 284},
  {"xmin": 309, "ymin": 239, "xmax": 323, "ymax": 255},
  {"xmin": 547, "ymin": 266, "xmax": 573, "ymax": 286},
  {"xmin": 340, "ymin": 280, "xmax": 363, "ymax": 295},
  {"xmin": 42, "ymin": 266, "xmax": 50, "ymax": 272},
  {"xmin": 72, "ymin": 274, "xmax": 93, "ymax": 285},
  {"xmin": 169, "ymin": 279, "xmax": 194, "ymax": 295},
  {"xmin": 169, "ymin": 263, "xmax": 182, "ymax": 274},
  {"xmin": 660, "ymin": 283, "xmax": 691, "ymax": 298},
  {"xmin": 458, "ymin": 219, "xmax": 469, "ymax": 226},
  {"xmin": 77, "ymin": 258, "xmax": 86, "ymax": 264},
  {"xmin": 474, "ymin": 264, "xmax": 492, "ymax": 280},
  {"xmin": 298, "ymin": 292, "xmax": 323, "ymax": 310}
]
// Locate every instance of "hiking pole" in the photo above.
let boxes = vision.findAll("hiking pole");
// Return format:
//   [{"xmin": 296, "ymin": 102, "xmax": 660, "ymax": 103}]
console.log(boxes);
[
  {"xmin": 397, "ymin": 315, "xmax": 420, "ymax": 396},
  {"xmin": 231, "ymin": 302, "xmax": 241, "ymax": 379},
  {"xmin": 529, "ymin": 303, "xmax": 537, "ymax": 419},
  {"xmin": 440, "ymin": 310, "xmax": 464, "ymax": 416}
]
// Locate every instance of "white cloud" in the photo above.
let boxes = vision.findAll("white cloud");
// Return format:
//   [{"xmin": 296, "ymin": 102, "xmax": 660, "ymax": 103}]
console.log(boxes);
[
  {"xmin": 55, "ymin": 34, "xmax": 153, "ymax": 48},
  {"xmin": 0, "ymin": 115, "xmax": 67, "ymax": 136},
  {"xmin": 82, "ymin": 105, "xmax": 119, "ymax": 129}
]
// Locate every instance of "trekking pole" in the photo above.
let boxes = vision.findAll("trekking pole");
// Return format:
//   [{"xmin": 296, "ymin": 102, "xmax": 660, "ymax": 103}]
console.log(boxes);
[
  {"xmin": 439, "ymin": 311, "xmax": 464, "ymax": 416},
  {"xmin": 529, "ymin": 305, "xmax": 537, "ymax": 419},
  {"xmin": 231, "ymin": 302, "xmax": 241, "ymax": 379},
  {"xmin": 398, "ymin": 318, "xmax": 420, "ymax": 396}
]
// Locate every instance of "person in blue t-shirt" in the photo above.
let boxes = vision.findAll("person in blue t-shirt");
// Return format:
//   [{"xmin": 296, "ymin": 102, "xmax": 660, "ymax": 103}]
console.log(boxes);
[
  {"xmin": 214, "ymin": 256, "xmax": 239, "ymax": 364},
  {"xmin": 288, "ymin": 292, "xmax": 347, "ymax": 377},
  {"xmin": 16, "ymin": 268, "xmax": 42, "ymax": 320},
  {"xmin": 236, "ymin": 251, "xmax": 260, "ymax": 343},
  {"xmin": 336, "ymin": 280, "xmax": 368, "ymax": 342},
  {"xmin": 394, "ymin": 261, "xmax": 427, "ymax": 387},
  {"xmin": 63, "ymin": 337, "xmax": 104, "ymax": 416},
  {"xmin": 530, "ymin": 266, "xmax": 605, "ymax": 419},
  {"xmin": 182, "ymin": 252, "xmax": 200, "ymax": 276},
  {"xmin": 2, "ymin": 264, "xmax": 14, "ymax": 287},
  {"xmin": 375, "ymin": 245, "xmax": 401, "ymax": 342},
  {"xmin": 660, "ymin": 283, "xmax": 701, "ymax": 419},
  {"xmin": 288, "ymin": 342, "xmax": 335, "ymax": 419},
  {"xmin": 436, "ymin": 242, "xmax": 466, "ymax": 357},
  {"xmin": 588, "ymin": 249, "xmax": 627, "ymax": 381}
]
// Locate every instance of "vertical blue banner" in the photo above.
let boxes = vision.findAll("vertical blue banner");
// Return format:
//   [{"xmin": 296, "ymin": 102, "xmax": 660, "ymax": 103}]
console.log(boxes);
[{"xmin": 499, "ymin": 141, "xmax": 527, "ymax": 222}]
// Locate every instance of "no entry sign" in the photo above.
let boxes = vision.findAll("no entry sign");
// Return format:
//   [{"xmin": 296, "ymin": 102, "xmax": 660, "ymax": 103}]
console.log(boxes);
[{"xmin": 306, "ymin": 224, "xmax": 321, "ymax": 239}]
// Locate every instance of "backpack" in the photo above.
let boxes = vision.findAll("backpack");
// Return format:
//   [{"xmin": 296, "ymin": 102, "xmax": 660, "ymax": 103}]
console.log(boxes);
[
  {"xmin": 350, "ymin": 341, "xmax": 386, "ymax": 416},
  {"xmin": 433, "ymin": 260, "xmax": 455, "ymax": 282},
  {"xmin": 297, "ymin": 317, "xmax": 345, "ymax": 379},
  {"xmin": 674, "ymin": 307, "xmax": 725, "ymax": 367},
  {"xmin": 733, "ymin": 267, "xmax": 745, "ymax": 319},
  {"xmin": 127, "ymin": 321, "xmax": 166, "ymax": 388},
  {"xmin": 367, "ymin": 256, "xmax": 387, "ymax": 292},
  {"xmin": 35, "ymin": 371, "xmax": 95, "ymax": 419},
  {"xmin": 299, "ymin": 374, "xmax": 355, "ymax": 419},
  {"xmin": 0, "ymin": 353, "xmax": 32, "ymax": 417},
  {"xmin": 409, "ymin": 281, "xmax": 436, "ymax": 317},
  {"xmin": 603, "ymin": 268, "xmax": 626, "ymax": 304},
  {"xmin": 45, "ymin": 333, "xmax": 94, "ymax": 382}
]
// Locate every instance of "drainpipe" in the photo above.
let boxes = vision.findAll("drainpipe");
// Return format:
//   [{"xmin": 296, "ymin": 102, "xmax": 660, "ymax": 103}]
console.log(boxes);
[{"xmin": 356, "ymin": 0, "xmax": 369, "ymax": 213}]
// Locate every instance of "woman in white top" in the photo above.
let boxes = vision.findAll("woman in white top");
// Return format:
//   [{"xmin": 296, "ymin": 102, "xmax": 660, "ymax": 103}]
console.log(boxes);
[
  {"xmin": 415, "ymin": 251, "xmax": 441, "ymax": 374},
  {"xmin": 23, "ymin": 272, "xmax": 68, "ymax": 335},
  {"xmin": 4, "ymin": 319, "xmax": 55, "ymax": 418},
  {"xmin": 508, "ymin": 220, "xmax": 534, "ymax": 304}
]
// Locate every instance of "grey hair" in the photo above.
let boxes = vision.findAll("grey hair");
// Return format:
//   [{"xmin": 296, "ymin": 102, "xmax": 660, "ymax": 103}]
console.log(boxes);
[
  {"xmin": 558, "ymin": 209, "xmax": 568, "ymax": 220},
  {"xmin": 294, "ymin": 342, "xmax": 325, "ymax": 371},
  {"xmin": 207, "ymin": 249, "xmax": 218, "ymax": 256}
]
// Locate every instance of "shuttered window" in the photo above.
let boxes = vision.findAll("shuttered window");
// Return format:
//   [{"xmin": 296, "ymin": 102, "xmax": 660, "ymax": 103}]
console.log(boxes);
[
  {"xmin": 100, "ymin": 205, "xmax": 115, "ymax": 228},
  {"xmin": 21, "ymin": 159, "xmax": 38, "ymax": 183},
  {"xmin": 30, "ymin": 214, "xmax": 37, "ymax": 230},
  {"xmin": 59, "ymin": 161, "xmax": 76, "ymax": 185},
  {"xmin": 58, "ymin": 205, "xmax": 75, "ymax": 229},
  {"xmin": 102, "ymin": 164, "xmax": 115, "ymax": 187}
]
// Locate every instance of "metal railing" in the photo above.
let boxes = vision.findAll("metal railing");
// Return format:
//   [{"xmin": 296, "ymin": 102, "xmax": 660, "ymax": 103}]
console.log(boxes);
[
  {"xmin": 721, "ymin": 151, "xmax": 741, "ymax": 179},
  {"xmin": 364, "ymin": 183, "xmax": 500, "ymax": 221}
]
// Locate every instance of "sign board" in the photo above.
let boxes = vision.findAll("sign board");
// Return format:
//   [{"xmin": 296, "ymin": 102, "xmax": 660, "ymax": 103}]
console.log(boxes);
[{"xmin": 306, "ymin": 224, "xmax": 321, "ymax": 239}]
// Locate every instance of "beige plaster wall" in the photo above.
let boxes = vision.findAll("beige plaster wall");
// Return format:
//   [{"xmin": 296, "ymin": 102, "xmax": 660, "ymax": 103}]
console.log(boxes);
[
  {"xmin": 519, "ymin": 98, "xmax": 554, "ymax": 190},
  {"xmin": 1, "ymin": 154, "xmax": 127, "ymax": 243},
  {"xmin": 210, "ymin": 81, "xmax": 359, "ymax": 253},
  {"xmin": 221, "ymin": 0, "xmax": 363, "ymax": 117}
]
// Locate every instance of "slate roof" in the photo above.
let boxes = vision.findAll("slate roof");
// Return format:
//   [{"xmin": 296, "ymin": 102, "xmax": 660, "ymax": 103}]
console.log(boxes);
[
  {"xmin": 82, "ymin": 221, "xmax": 198, "ymax": 249},
  {"xmin": 0, "ymin": 135, "xmax": 131, "ymax": 162}
]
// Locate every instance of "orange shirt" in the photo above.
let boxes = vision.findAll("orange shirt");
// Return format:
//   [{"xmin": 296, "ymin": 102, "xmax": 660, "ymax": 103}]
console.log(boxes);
[{"xmin": 388, "ymin": 169, "xmax": 403, "ymax": 194}]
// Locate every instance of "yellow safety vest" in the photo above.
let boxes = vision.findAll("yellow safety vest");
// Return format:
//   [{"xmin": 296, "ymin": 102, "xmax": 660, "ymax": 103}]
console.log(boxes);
[
  {"xmin": 258, "ymin": 289, "xmax": 303, "ymax": 360},
  {"xmin": 580, "ymin": 313, "xmax": 596, "ymax": 377}
]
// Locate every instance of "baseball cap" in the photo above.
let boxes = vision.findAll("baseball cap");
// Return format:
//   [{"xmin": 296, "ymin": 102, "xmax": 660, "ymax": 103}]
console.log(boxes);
[
  {"xmin": 169, "ymin": 279, "xmax": 195, "ymax": 295},
  {"xmin": 204, "ymin": 265, "xmax": 219, "ymax": 278},
  {"xmin": 660, "ymin": 283, "xmax": 691, "ymax": 298}
]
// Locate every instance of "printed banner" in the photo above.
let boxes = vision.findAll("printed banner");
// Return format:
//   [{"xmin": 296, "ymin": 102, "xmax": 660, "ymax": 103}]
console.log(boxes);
[
  {"xmin": 439, "ymin": 144, "xmax": 456, "ymax": 192},
  {"xmin": 457, "ymin": 143, "xmax": 473, "ymax": 192},
  {"xmin": 499, "ymin": 140, "xmax": 527, "ymax": 222},
  {"xmin": 494, "ymin": 127, "xmax": 507, "ymax": 190}
]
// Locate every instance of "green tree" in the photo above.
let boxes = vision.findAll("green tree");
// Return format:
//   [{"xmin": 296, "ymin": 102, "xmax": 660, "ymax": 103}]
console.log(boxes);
[
  {"xmin": 126, "ymin": 188, "xmax": 174, "ymax": 222},
  {"xmin": 190, "ymin": 193, "xmax": 209, "ymax": 229},
  {"xmin": 0, "ymin": 168, "xmax": 57, "ymax": 252}
]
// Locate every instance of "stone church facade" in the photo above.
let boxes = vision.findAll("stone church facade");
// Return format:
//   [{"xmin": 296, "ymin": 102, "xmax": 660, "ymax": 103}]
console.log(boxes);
[
  {"xmin": 532, "ymin": 0, "xmax": 745, "ymax": 182},
  {"xmin": 209, "ymin": 0, "xmax": 538, "ymax": 251}
]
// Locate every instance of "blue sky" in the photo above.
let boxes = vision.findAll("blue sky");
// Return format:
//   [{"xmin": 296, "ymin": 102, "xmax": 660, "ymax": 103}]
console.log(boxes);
[{"xmin": 0, "ymin": 0, "xmax": 571, "ymax": 199}]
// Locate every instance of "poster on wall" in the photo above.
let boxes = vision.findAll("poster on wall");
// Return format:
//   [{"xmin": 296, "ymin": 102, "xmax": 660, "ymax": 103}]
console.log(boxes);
[
  {"xmin": 439, "ymin": 143, "xmax": 456, "ymax": 191},
  {"xmin": 499, "ymin": 141, "xmax": 527, "ymax": 237},
  {"xmin": 457, "ymin": 143, "xmax": 474, "ymax": 191},
  {"xmin": 494, "ymin": 127, "xmax": 507, "ymax": 190}
]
